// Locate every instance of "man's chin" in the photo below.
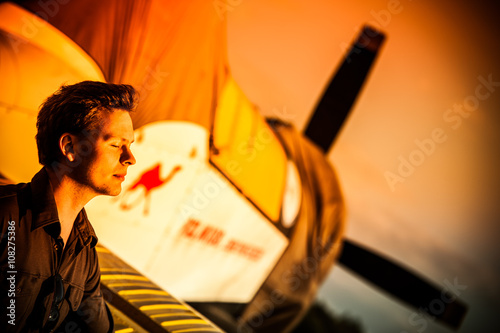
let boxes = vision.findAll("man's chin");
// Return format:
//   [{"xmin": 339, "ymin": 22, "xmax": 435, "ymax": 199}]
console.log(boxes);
[
  {"xmin": 108, "ymin": 187, "xmax": 122, "ymax": 196},
  {"xmin": 95, "ymin": 186, "xmax": 122, "ymax": 197}
]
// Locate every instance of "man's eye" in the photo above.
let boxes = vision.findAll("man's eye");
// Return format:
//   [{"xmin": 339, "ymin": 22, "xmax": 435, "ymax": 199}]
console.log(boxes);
[{"xmin": 111, "ymin": 145, "xmax": 120, "ymax": 148}]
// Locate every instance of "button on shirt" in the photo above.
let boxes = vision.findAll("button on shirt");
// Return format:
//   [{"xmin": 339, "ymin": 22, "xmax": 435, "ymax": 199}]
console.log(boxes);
[{"xmin": 0, "ymin": 168, "xmax": 112, "ymax": 332}]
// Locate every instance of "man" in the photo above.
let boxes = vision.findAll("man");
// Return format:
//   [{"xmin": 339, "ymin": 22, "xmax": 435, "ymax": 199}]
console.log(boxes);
[{"xmin": 0, "ymin": 81, "xmax": 138, "ymax": 332}]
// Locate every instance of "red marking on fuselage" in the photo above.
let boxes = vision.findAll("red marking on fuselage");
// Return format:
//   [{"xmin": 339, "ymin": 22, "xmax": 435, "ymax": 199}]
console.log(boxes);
[
  {"xmin": 119, "ymin": 163, "xmax": 182, "ymax": 215},
  {"xmin": 130, "ymin": 163, "xmax": 165, "ymax": 193}
]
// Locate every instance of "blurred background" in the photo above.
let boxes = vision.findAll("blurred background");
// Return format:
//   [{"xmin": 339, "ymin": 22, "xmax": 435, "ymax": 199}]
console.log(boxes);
[
  {"xmin": 226, "ymin": 0, "xmax": 500, "ymax": 332},
  {"xmin": 1, "ymin": 0, "xmax": 499, "ymax": 331}
]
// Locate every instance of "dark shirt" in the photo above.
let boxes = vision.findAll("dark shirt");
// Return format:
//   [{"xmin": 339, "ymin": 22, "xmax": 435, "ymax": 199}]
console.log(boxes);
[{"xmin": 0, "ymin": 168, "xmax": 112, "ymax": 332}]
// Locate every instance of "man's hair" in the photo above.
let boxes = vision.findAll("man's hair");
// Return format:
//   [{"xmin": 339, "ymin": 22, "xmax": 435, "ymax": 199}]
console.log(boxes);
[{"xmin": 36, "ymin": 81, "xmax": 138, "ymax": 166}]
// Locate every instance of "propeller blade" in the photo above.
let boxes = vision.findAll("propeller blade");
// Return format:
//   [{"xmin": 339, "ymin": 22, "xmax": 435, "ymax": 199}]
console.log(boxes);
[
  {"xmin": 304, "ymin": 25, "xmax": 385, "ymax": 152},
  {"xmin": 337, "ymin": 239, "xmax": 467, "ymax": 330}
]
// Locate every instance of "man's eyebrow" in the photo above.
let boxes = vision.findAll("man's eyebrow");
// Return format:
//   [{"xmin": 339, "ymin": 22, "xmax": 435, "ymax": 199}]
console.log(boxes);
[{"xmin": 104, "ymin": 135, "xmax": 134, "ymax": 143}]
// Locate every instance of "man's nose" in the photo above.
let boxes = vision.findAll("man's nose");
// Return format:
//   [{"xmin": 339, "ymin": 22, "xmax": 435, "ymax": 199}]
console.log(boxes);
[{"xmin": 121, "ymin": 146, "xmax": 136, "ymax": 165}]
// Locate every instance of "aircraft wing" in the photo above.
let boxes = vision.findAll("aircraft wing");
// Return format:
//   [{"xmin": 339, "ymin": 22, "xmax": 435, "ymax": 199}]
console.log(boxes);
[{"xmin": 97, "ymin": 244, "xmax": 223, "ymax": 333}]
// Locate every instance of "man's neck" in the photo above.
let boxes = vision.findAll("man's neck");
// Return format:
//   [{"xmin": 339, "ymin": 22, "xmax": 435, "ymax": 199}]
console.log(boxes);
[{"xmin": 46, "ymin": 167, "xmax": 95, "ymax": 245}]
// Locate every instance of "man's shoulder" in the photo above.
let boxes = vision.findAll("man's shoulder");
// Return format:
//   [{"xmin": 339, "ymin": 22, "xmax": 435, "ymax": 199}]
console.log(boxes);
[
  {"xmin": 0, "ymin": 182, "xmax": 29, "ymax": 212},
  {"xmin": 0, "ymin": 182, "xmax": 28, "ymax": 198}
]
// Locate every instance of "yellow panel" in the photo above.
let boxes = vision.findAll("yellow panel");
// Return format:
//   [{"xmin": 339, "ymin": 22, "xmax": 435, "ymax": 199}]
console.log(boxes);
[
  {"xmin": 161, "ymin": 319, "xmax": 208, "ymax": 327},
  {"xmin": 0, "ymin": 3, "xmax": 104, "ymax": 82},
  {"xmin": 211, "ymin": 77, "xmax": 287, "ymax": 222},
  {"xmin": 118, "ymin": 289, "xmax": 169, "ymax": 296},
  {"xmin": 0, "ymin": 3, "xmax": 105, "ymax": 182},
  {"xmin": 101, "ymin": 275, "xmax": 149, "ymax": 281},
  {"xmin": 140, "ymin": 304, "xmax": 188, "ymax": 311}
]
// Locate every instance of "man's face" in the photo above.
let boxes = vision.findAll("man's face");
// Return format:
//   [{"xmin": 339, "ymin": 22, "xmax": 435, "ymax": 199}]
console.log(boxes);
[{"xmin": 73, "ymin": 109, "xmax": 136, "ymax": 196}]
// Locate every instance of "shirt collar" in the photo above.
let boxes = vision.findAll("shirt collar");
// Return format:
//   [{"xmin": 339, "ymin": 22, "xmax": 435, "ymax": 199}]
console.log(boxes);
[{"xmin": 30, "ymin": 167, "xmax": 98, "ymax": 247}]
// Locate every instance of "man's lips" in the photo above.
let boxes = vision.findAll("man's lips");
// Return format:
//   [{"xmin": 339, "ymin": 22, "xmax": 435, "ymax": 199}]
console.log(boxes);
[{"xmin": 114, "ymin": 174, "xmax": 126, "ymax": 181}]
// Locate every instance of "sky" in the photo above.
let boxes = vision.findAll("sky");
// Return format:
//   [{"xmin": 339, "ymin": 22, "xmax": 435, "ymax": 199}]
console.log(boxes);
[{"xmin": 226, "ymin": 0, "xmax": 500, "ymax": 332}]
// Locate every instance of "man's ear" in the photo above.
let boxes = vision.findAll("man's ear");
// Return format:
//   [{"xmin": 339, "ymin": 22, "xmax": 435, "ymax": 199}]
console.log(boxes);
[{"xmin": 59, "ymin": 133, "xmax": 76, "ymax": 162}]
